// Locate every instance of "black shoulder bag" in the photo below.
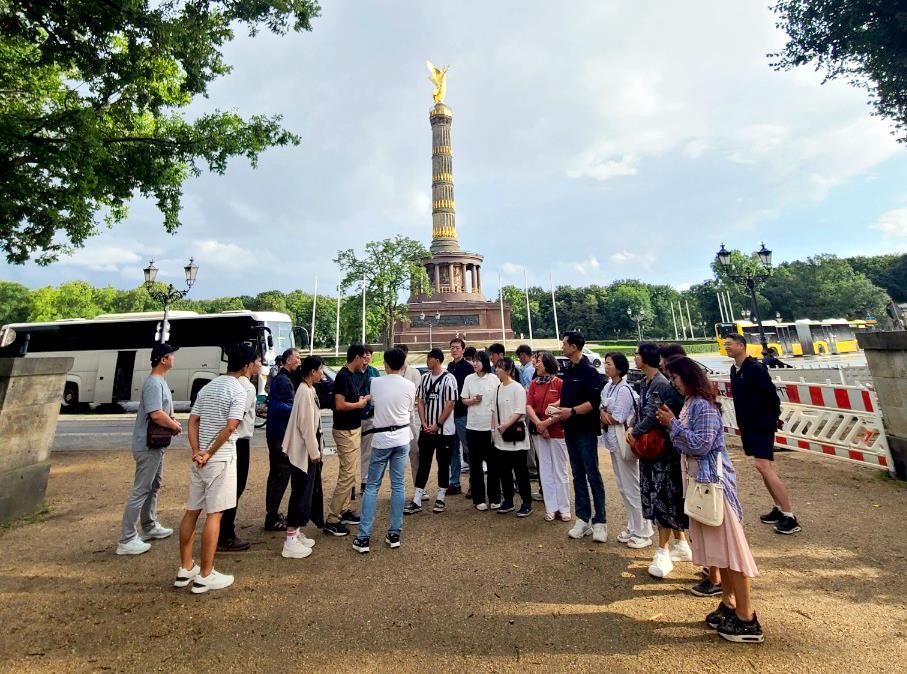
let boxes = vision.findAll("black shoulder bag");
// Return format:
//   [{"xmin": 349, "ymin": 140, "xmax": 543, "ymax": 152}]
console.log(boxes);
[{"xmin": 496, "ymin": 386, "xmax": 526, "ymax": 443}]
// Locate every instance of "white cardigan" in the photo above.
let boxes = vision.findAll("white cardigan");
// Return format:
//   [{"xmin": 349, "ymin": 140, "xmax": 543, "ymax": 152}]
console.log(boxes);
[{"xmin": 282, "ymin": 383, "xmax": 322, "ymax": 472}]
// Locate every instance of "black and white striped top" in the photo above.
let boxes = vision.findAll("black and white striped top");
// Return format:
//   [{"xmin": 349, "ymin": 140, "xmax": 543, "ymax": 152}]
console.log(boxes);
[{"xmin": 417, "ymin": 370, "xmax": 459, "ymax": 435}]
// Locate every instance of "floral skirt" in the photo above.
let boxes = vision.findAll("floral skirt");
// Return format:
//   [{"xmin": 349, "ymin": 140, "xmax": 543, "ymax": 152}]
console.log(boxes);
[{"xmin": 639, "ymin": 447, "xmax": 688, "ymax": 531}]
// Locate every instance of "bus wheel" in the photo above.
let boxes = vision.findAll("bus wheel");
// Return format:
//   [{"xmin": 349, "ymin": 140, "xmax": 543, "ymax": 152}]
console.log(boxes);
[
  {"xmin": 62, "ymin": 383, "xmax": 79, "ymax": 410},
  {"xmin": 190, "ymin": 380, "xmax": 207, "ymax": 407}
]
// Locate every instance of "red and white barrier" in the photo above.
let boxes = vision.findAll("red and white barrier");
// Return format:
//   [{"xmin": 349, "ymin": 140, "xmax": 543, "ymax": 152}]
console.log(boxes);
[{"xmin": 713, "ymin": 377, "xmax": 894, "ymax": 474}]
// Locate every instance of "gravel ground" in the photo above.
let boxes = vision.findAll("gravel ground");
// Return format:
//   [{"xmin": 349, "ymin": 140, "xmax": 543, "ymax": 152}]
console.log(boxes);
[{"xmin": 1, "ymin": 441, "xmax": 906, "ymax": 673}]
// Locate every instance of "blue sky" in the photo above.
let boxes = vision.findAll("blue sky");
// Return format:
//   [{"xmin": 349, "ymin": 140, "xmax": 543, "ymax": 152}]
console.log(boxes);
[{"xmin": 3, "ymin": 1, "xmax": 906, "ymax": 298}]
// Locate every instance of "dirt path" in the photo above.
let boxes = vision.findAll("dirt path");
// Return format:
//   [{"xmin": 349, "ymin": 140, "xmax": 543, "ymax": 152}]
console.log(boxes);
[{"xmin": 1, "ymin": 442, "xmax": 905, "ymax": 673}]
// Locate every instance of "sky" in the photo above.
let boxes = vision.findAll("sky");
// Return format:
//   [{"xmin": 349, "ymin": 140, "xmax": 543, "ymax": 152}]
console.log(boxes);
[{"xmin": 3, "ymin": 1, "xmax": 907, "ymax": 300}]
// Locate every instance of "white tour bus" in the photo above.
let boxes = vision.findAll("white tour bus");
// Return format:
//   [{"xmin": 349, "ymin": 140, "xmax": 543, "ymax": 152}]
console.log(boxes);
[{"xmin": 0, "ymin": 310, "xmax": 295, "ymax": 408}]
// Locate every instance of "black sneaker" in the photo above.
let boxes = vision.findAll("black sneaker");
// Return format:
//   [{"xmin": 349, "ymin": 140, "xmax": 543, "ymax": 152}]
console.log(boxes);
[
  {"xmin": 516, "ymin": 504, "xmax": 533, "ymax": 518},
  {"xmin": 774, "ymin": 515, "xmax": 802, "ymax": 535},
  {"xmin": 717, "ymin": 613, "xmax": 765, "ymax": 643},
  {"xmin": 705, "ymin": 601, "xmax": 736, "ymax": 629},
  {"xmin": 352, "ymin": 536, "xmax": 370, "ymax": 553},
  {"xmin": 691, "ymin": 579, "xmax": 723, "ymax": 597},
  {"xmin": 403, "ymin": 501, "xmax": 422, "ymax": 515},
  {"xmin": 759, "ymin": 506, "xmax": 783, "ymax": 524},
  {"xmin": 497, "ymin": 501, "xmax": 515, "ymax": 514},
  {"xmin": 340, "ymin": 510, "xmax": 361, "ymax": 525},
  {"xmin": 446, "ymin": 485, "xmax": 462, "ymax": 496},
  {"xmin": 263, "ymin": 513, "xmax": 288, "ymax": 531},
  {"xmin": 385, "ymin": 532, "xmax": 401, "ymax": 549},
  {"xmin": 323, "ymin": 521, "xmax": 350, "ymax": 537},
  {"xmin": 432, "ymin": 499, "xmax": 446, "ymax": 513}
]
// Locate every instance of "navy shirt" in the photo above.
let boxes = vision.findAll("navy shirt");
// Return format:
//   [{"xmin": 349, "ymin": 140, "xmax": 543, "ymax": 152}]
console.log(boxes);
[
  {"xmin": 558, "ymin": 356, "xmax": 604, "ymax": 436},
  {"xmin": 266, "ymin": 369, "xmax": 295, "ymax": 440},
  {"xmin": 447, "ymin": 358, "xmax": 474, "ymax": 418}
]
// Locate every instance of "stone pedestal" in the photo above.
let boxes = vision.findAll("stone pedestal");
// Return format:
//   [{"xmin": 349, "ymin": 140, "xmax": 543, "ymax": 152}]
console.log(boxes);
[
  {"xmin": 857, "ymin": 331, "xmax": 907, "ymax": 479},
  {"xmin": 0, "ymin": 357, "xmax": 73, "ymax": 523},
  {"xmin": 396, "ymin": 299, "xmax": 514, "ymax": 346}
]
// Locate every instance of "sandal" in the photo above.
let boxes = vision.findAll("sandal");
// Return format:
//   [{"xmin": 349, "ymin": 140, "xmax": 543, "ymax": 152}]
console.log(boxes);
[
  {"xmin": 559, "ymin": 512, "xmax": 572, "ymax": 522},
  {"xmin": 544, "ymin": 512, "xmax": 556, "ymax": 522}
]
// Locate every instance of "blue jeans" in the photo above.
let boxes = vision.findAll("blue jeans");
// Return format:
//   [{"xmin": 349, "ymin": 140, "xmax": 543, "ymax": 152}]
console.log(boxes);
[
  {"xmin": 450, "ymin": 415, "xmax": 469, "ymax": 487},
  {"xmin": 565, "ymin": 431, "xmax": 606, "ymax": 524},
  {"xmin": 358, "ymin": 443, "xmax": 408, "ymax": 539}
]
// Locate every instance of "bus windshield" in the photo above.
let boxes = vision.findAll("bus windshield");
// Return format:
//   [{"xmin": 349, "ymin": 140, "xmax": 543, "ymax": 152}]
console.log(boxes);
[{"xmin": 267, "ymin": 320, "xmax": 295, "ymax": 355}]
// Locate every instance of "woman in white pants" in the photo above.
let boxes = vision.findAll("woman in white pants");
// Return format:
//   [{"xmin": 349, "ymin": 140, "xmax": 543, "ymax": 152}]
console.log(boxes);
[
  {"xmin": 525, "ymin": 351, "xmax": 571, "ymax": 521},
  {"xmin": 600, "ymin": 352, "xmax": 654, "ymax": 548}
]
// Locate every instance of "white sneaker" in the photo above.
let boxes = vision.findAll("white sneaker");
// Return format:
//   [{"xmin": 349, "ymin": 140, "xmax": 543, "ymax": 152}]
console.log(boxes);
[
  {"xmin": 648, "ymin": 548, "xmax": 674, "ymax": 578},
  {"xmin": 669, "ymin": 539, "xmax": 693, "ymax": 562},
  {"xmin": 568, "ymin": 519, "xmax": 593, "ymax": 539},
  {"xmin": 174, "ymin": 564, "xmax": 200, "ymax": 588},
  {"xmin": 298, "ymin": 535, "xmax": 316, "ymax": 548},
  {"xmin": 592, "ymin": 523, "xmax": 608, "ymax": 543},
  {"xmin": 116, "ymin": 537, "xmax": 151, "ymax": 556},
  {"xmin": 490, "ymin": 502, "xmax": 502, "ymax": 510},
  {"xmin": 475, "ymin": 503, "xmax": 488, "ymax": 511},
  {"xmin": 282, "ymin": 537, "xmax": 313, "ymax": 559},
  {"xmin": 190, "ymin": 569, "xmax": 234, "ymax": 594},
  {"xmin": 627, "ymin": 535, "xmax": 653, "ymax": 549},
  {"xmin": 140, "ymin": 523, "xmax": 173, "ymax": 541},
  {"xmin": 616, "ymin": 528, "xmax": 632, "ymax": 544}
]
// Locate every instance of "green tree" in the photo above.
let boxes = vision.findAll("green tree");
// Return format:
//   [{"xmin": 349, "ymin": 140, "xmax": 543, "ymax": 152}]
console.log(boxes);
[
  {"xmin": 251, "ymin": 290, "xmax": 289, "ymax": 314},
  {"xmin": 335, "ymin": 236, "xmax": 430, "ymax": 347},
  {"xmin": 0, "ymin": 1, "xmax": 320, "ymax": 264},
  {"xmin": 847, "ymin": 253, "xmax": 907, "ymax": 301},
  {"xmin": 0, "ymin": 280, "xmax": 31, "ymax": 324},
  {"xmin": 771, "ymin": 0, "xmax": 907, "ymax": 142}
]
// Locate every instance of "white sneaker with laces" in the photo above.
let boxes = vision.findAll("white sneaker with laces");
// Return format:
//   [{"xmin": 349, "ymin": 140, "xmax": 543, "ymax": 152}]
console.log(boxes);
[
  {"xmin": 282, "ymin": 537, "xmax": 313, "ymax": 559},
  {"xmin": 116, "ymin": 537, "xmax": 151, "ymax": 556},
  {"xmin": 174, "ymin": 564, "xmax": 200, "ymax": 588},
  {"xmin": 616, "ymin": 528, "xmax": 632, "ymax": 544},
  {"xmin": 140, "ymin": 523, "xmax": 173, "ymax": 541},
  {"xmin": 626, "ymin": 535, "xmax": 653, "ymax": 549},
  {"xmin": 648, "ymin": 548, "xmax": 674, "ymax": 578},
  {"xmin": 190, "ymin": 569, "xmax": 234, "ymax": 594},
  {"xmin": 592, "ymin": 523, "xmax": 608, "ymax": 543},
  {"xmin": 568, "ymin": 519, "xmax": 593, "ymax": 539},
  {"xmin": 490, "ymin": 502, "xmax": 502, "ymax": 510},
  {"xmin": 298, "ymin": 535, "xmax": 316, "ymax": 548},
  {"xmin": 669, "ymin": 539, "xmax": 693, "ymax": 562},
  {"xmin": 475, "ymin": 503, "xmax": 488, "ymax": 511}
]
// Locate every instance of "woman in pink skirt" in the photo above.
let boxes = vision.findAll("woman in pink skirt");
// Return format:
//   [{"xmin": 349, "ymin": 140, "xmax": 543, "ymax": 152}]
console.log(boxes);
[{"xmin": 655, "ymin": 356, "xmax": 764, "ymax": 644}]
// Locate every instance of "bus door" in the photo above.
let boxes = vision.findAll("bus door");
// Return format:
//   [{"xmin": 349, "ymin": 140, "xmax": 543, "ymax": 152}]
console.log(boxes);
[
  {"xmin": 94, "ymin": 351, "xmax": 119, "ymax": 404},
  {"xmin": 113, "ymin": 351, "xmax": 136, "ymax": 402}
]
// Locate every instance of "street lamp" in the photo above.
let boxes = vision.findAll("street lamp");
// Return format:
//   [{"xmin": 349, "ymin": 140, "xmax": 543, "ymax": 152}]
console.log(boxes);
[
  {"xmin": 420, "ymin": 311, "xmax": 441, "ymax": 349},
  {"xmin": 626, "ymin": 307, "xmax": 644, "ymax": 342},
  {"xmin": 775, "ymin": 311, "xmax": 782, "ymax": 322},
  {"xmin": 143, "ymin": 258, "xmax": 198, "ymax": 343},
  {"xmin": 741, "ymin": 309, "xmax": 752, "ymax": 320},
  {"xmin": 716, "ymin": 242, "xmax": 772, "ymax": 355}
]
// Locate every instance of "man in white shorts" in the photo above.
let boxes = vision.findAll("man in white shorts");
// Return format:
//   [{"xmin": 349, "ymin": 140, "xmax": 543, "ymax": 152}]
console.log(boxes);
[{"xmin": 175, "ymin": 344, "xmax": 256, "ymax": 594}]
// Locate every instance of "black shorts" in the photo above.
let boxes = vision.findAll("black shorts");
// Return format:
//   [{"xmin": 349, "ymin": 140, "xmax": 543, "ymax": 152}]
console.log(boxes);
[{"xmin": 740, "ymin": 430, "xmax": 775, "ymax": 461}]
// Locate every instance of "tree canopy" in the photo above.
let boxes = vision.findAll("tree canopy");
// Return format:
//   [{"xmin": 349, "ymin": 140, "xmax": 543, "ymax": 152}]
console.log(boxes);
[
  {"xmin": 771, "ymin": 0, "xmax": 907, "ymax": 142},
  {"xmin": 0, "ymin": 0, "xmax": 320, "ymax": 264}
]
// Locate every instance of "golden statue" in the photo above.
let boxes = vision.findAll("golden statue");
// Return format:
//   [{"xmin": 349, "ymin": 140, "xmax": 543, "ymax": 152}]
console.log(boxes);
[{"xmin": 426, "ymin": 60, "xmax": 449, "ymax": 104}]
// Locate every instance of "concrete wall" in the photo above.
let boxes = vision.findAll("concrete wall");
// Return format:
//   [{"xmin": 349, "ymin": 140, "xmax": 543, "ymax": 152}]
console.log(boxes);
[
  {"xmin": 857, "ymin": 332, "xmax": 907, "ymax": 480},
  {"xmin": 0, "ymin": 357, "xmax": 73, "ymax": 522}
]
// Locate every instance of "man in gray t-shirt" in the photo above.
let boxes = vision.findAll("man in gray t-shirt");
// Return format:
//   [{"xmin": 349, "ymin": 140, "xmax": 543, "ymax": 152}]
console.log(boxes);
[{"xmin": 117, "ymin": 343, "xmax": 183, "ymax": 556}]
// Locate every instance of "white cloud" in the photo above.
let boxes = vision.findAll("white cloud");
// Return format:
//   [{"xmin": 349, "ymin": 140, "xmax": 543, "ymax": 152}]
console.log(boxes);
[
  {"xmin": 571, "ymin": 256, "xmax": 601, "ymax": 275},
  {"xmin": 870, "ymin": 208, "xmax": 907, "ymax": 238},
  {"xmin": 609, "ymin": 251, "xmax": 655, "ymax": 269},
  {"xmin": 676, "ymin": 282, "xmax": 692, "ymax": 292},
  {"xmin": 500, "ymin": 262, "xmax": 525, "ymax": 277},
  {"xmin": 59, "ymin": 246, "xmax": 143, "ymax": 273},
  {"xmin": 567, "ymin": 144, "xmax": 639, "ymax": 181},
  {"xmin": 683, "ymin": 140, "xmax": 709, "ymax": 159}
]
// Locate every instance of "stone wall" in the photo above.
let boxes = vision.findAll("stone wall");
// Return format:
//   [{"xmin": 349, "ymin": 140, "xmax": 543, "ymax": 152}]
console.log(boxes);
[
  {"xmin": 0, "ymin": 357, "xmax": 73, "ymax": 522},
  {"xmin": 857, "ymin": 331, "xmax": 907, "ymax": 480}
]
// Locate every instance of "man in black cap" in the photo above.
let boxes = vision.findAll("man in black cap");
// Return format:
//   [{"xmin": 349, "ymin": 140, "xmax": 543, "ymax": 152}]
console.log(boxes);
[{"xmin": 117, "ymin": 343, "xmax": 183, "ymax": 555}]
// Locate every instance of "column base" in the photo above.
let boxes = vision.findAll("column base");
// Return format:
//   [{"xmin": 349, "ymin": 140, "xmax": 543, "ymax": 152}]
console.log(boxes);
[{"xmin": 0, "ymin": 460, "xmax": 50, "ymax": 524}]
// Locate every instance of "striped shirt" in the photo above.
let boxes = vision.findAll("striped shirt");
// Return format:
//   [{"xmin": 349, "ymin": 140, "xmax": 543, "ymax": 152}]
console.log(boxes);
[
  {"xmin": 190, "ymin": 375, "xmax": 246, "ymax": 462},
  {"xmin": 417, "ymin": 370, "xmax": 459, "ymax": 435}
]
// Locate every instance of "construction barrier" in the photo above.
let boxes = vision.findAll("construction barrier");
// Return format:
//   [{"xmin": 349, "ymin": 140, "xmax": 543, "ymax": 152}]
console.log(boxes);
[{"xmin": 713, "ymin": 377, "xmax": 895, "ymax": 474}]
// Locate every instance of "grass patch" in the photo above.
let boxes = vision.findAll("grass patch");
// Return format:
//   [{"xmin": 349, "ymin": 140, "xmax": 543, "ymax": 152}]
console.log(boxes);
[{"xmin": 0, "ymin": 501, "xmax": 53, "ymax": 534}]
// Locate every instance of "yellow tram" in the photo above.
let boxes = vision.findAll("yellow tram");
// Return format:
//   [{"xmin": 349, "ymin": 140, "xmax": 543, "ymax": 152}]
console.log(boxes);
[{"xmin": 715, "ymin": 319, "xmax": 871, "ymax": 357}]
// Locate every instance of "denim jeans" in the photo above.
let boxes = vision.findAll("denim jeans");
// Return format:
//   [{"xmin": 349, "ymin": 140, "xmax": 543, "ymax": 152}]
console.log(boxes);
[
  {"xmin": 358, "ymin": 443, "xmax": 408, "ymax": 539},
  {"xmin": 565, "ymin": 431, "xmax": 606, "ymax": 524},
  {"xmin": 449, "ymin": 415, "xmax": 468, "ymax": 488}
]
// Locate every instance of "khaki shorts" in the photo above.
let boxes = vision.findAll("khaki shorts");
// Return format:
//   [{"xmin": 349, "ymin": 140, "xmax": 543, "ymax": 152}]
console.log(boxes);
[{"xmin": 186, "ymin": 458, "xmax": 237, "ymax": 513}]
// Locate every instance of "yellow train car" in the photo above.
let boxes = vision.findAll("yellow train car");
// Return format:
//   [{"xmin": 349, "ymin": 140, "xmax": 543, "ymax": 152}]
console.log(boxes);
[{"xmin": 715, "ymin": 319, "xmax": 862, "ymax": 357}]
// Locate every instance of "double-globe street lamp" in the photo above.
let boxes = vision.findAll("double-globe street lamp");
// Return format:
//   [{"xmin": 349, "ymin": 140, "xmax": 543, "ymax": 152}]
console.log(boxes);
[
  {"xmin": 143, "ymin": 258, "xmax": 199, "ymax": 343},
  {"xmin": 420, "ymin": 311, "xmax": 441, "ymax": 350},
  {"xmin": 626, "ymin": 307, "xmax": 644, "ymax": 342},
  {"xmin": 716, "ymin": 242, "xmax": 772, "ymax": 356}
]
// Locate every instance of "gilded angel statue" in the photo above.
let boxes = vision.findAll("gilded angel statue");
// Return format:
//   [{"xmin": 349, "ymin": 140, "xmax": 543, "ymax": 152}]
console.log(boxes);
[{"xmin": 426, "ymin": 60, "xmax": 449, "ymax": 104}]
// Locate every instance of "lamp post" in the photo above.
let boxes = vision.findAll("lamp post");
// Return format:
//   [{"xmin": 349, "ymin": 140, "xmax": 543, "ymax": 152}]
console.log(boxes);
[
  {"xmin": 626, "ymin": 307, "xmax": 644, "ymax": 342},
  {"xmin": 775, "ymin": 311, "xmax": 782, "ymax": 322},
  {"xmin": 143, "ymin": 258, "xmax": 198, "ymax": 343},
  {"xmin": 716, "ymin": 242, "xmax": 772, "ymax": 356},
  {"xmin": 420, "ymin": 311, "xmax": 441, "ymax": 349},
  {"xmin": 741, "ymin": 308, "xmax": 752, "ymax": 320}
]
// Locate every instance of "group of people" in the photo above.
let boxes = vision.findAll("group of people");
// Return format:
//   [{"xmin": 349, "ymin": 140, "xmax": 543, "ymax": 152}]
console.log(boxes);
[{"xmin": 118, "ymin": 330, "xmax": 802, "ymax": 644}]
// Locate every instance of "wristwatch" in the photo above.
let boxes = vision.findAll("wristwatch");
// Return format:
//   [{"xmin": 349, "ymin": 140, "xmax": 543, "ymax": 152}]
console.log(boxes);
[{"xmin": 570, "ymin": 407, "xmax": 576, "ymax": 417}]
